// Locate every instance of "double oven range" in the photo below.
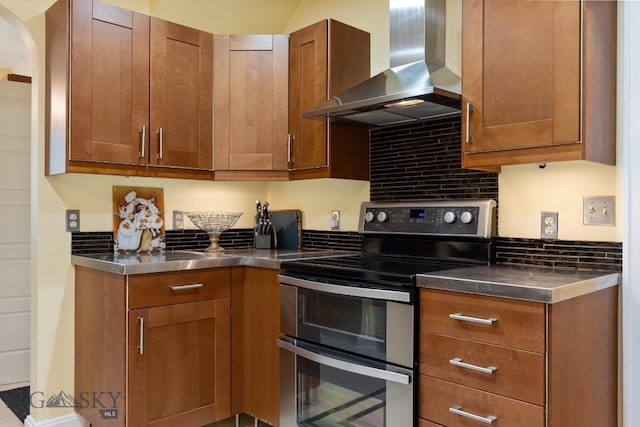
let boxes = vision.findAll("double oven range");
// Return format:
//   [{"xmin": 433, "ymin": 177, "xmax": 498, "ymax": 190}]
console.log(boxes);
[{"xmin": 277, "ymin": 199, "xmax": 497, "ymax": 427}]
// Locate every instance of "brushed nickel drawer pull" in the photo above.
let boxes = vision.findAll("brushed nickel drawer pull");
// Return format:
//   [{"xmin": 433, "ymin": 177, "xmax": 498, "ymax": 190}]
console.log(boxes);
[
  {"xmin": 169, "ymin": 283, "xmax": 204, "ymax": 291},
  {"xmin": 449, "ymin": 313, "xmax": 497, "ymax": 325},
  {"xmin": 137, "ymin": 317, "xmax": 144, "ymax": 355},
  {"xmin": 449, "ymin": 405, "xmax": 497, "ymax": 424},
  {"xmin": 449, "ymin": 357, "xmax": 497, "ymax": 374}
]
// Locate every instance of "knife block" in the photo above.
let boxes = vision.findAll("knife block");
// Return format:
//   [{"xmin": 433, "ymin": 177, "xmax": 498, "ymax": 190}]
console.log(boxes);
[{"xmin": 255, "ymin": 232, "xmax": 272, "ymax": 249}]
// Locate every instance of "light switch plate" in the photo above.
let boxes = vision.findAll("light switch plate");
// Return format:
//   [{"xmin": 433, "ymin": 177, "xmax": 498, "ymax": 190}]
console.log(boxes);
[
  {"xmin": 66, "ymin": 209, "xmax": 80, "ymax": 232},
  {"xmin": 583, "ymin": 196, "xmax": 615, "ymax": 225}
]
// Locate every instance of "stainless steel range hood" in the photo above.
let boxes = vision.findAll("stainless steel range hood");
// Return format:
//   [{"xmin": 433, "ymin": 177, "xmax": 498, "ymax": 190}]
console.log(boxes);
[{"xmin": 303, "ymin": 0, "xmax": 461, "ymax": 126}]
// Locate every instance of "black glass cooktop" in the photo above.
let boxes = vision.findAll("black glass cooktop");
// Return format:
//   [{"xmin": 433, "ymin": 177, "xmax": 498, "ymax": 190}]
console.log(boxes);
[{"xmin": 280, "ymin": 254, "xmax": 474, "ymax": 288}]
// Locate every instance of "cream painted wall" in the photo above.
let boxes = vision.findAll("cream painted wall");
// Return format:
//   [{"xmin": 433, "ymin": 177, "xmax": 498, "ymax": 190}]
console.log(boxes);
[
  {"xmin": 498, "ymin": 161, "xmax": 621, "ymax": 241},
  {"xmin": 148, "ymin": 0, "xmax": 300, "ymax": 34},
  {"xmin": 52, "ymin": 175, "xmax": 267, "ymax": 230},
  {"xmin": 267, "ymin": 179, "xmax": 370, "ymax": 230},
  {"xmin": 285, "ymin": 0, "xmax": 388, "ymax": 73}
]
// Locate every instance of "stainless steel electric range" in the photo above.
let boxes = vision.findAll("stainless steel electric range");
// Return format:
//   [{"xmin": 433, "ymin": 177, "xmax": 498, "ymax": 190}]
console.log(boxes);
[{"xmin": 277, "ymin": 199, "xmax": 497, "ymax": 427}]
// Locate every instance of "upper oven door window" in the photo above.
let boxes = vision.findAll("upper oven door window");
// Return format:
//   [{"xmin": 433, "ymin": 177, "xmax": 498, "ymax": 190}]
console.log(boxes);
[
  {"xmin": 279, "ymin": 276, "xmax": 414, "ymax": 366},
  {"xmin": 299, "ymin": 287, "xmax": 387, "ymax": 360}
]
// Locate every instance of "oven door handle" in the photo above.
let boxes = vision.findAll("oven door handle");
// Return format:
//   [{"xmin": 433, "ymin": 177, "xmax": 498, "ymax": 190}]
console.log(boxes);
[
  {"xmin": 278, "ymin": 275, "xmax": 411, "ymax": 303},
  {"xmin": 276, "ymin": 337, "xmax": 411, "ymax": 385}
]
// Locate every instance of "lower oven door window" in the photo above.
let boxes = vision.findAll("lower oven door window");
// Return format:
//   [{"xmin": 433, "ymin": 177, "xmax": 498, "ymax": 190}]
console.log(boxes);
[{"xmin": 277, "ymin": 337, "xmax": 413, "ymax": 427}]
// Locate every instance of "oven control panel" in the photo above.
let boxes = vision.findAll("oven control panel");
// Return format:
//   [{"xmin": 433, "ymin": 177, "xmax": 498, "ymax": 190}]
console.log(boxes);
[{"xmin": 359, "ymin": 200, "xmax": 496, "ymax": 238}]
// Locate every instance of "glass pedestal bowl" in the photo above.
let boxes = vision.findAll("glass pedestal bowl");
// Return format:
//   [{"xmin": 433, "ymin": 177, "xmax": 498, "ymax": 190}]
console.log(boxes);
[{"xmin": 183, "ymin": 211, "xmax": 243, "ymax": 253}]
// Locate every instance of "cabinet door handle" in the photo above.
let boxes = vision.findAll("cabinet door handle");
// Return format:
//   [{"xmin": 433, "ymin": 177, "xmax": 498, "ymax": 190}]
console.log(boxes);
[
  {"xmin": 158, "ymin": 127, "xmax": 164, "ymax": 160},
  {"xmin": 449, "ymin": 405, "xmax": 497, "ymax": 424},
  {"xmin": 449, "ymin": 357, "xmax": 497, "ymax": 375},
  {"xmin": 277, "ymin": 337, "xmax": 411, "ymax": 385},
  {"xmin": 137, "ymin": 317, "xmax": 144, "ymax": 355},
  {"xmin": 140, "ymin": 125, "xmax": 146, "ymax": 158},
  {"xmin": 465, "ymin": 102, "xmax": 474, "ymax": 144},
  {"xmin": 287, "ymin": 133, "xmax": 295, "ymax": 164},
  {"xmin": 449, "ymin": 312, "xmax": 497, "ymax": 325},
  {"xmin": 169, "ymin": 283, "xmax": 204, "ymax": 291}
]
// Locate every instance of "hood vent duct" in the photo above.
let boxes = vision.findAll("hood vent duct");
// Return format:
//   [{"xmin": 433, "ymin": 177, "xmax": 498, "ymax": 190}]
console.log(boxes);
[{"xmin": 303, "ymin": 0, "xmax": 461, "ymax": 126}]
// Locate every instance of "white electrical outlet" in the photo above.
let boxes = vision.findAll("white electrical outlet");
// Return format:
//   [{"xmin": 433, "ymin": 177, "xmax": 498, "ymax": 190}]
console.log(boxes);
[
  {"xmin": 66, "ymin": 209, "xmax": 80, "ymax": 232},
  {"xmin": 329, "ymin": 210, "xmax": 340, "ymax": 230},
  {"xmin": 540, "ymin": 212, "xmax": 558, "ymax": 239},
  {"xmin": 173, "ymin": 210, "xmax": 184, "ymax": 230}
]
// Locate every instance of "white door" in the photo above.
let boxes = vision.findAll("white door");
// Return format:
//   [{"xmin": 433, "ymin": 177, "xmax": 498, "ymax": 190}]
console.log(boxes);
[{"xmin": 0, "ymin": 79, "xmax": 30, "ymax": 386}]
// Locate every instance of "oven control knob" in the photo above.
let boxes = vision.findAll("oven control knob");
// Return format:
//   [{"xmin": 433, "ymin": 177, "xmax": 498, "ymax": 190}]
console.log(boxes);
[
  {"xmin": 460, "ymin": 211, "xmax": 474, "ymax": 224},
  {"xmin": 443, "ymin": 211, "xmax": 457, "ymax": 224},
  {"xmin": 364, "ymin": 211, "xmax": 375, "ymax": 223},
  {"xmin": 376, "ymin": 211, "xmax": 389, "ymax": 223}
]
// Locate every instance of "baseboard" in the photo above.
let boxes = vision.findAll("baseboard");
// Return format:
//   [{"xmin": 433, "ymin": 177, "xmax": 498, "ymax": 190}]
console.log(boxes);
[{"xmin": 24, "ymin": 413, "xmax": 87, "ymax": 427}]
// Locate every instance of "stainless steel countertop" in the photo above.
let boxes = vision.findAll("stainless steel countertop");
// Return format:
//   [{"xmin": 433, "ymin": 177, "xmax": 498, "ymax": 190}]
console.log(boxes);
[
  {"xmin": 71, "ymin": 248, "xmax": 355, "ymax": 275},
  {"xmin": 417, "ymin": 265, "xmax": 620, "ymax": 303},
  {"xmin": 73, "ymin": 251, "xmax": 620, "ymax": 303}
]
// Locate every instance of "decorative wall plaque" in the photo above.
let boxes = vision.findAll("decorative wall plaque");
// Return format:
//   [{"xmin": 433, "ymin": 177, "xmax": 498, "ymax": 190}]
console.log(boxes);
[{"xmin": 112, "ymin": 186, "xmax": 165, "ymax": 253}]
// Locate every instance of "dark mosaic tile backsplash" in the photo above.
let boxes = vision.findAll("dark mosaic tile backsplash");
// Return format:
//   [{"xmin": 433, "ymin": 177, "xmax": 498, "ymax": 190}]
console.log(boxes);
[
  {"xmin": 369, "ymin": 117, "xmax": 499, "ymax": 201},
  {"xmin": 71, "ymin": 229, "xmax": 254, "ymax": 255},
  {"xmin": 494, "ymin": 238, "xmax": 622, "ymax": 272},
  {"xmin": 301, "ymin": 230, "xmax": 362, "ymax": 252},
  {"xmin": 71, "ymin": 117, "xmax": 622, "ymax": 272}
]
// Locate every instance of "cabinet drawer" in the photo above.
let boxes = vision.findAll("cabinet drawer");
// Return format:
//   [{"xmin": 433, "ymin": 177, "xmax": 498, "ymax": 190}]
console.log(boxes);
[
  {"xmin": 420, "ymin": 289, "xmax": 545, "ymax": 352},
  {"xmin": 129, "ymin": 268, "xmax": 231, "ymax": 309},
  {"xmin": 420, "ymin": 332, "xmax": 544, "ymax": 405},
  {"xmin": 419, "ymin": 419, "xmax": 442, "ymax": 427},
  {"xmin": 420, "ymin": 376, "xmax": 544, "ymax": 427}
]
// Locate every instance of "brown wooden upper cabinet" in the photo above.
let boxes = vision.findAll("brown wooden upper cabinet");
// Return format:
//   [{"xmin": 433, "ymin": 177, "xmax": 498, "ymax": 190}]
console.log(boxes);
[
  {"xmin": 46, "ymin": 0, "xmax": 213, "ymax": 177},
  {"xmin": 149, "ymin": 18, "xmax": 213, "ymax": 171},
  {"xmin": 213, "ymin": 34, "xmax": 289, "ymax": 180},
  {"xmin": 461, "ymin": 0, "xmax": 616, "ymax": 170},
  {"xmin": 288, "ymin": 20, "xmax": 371, "ymax": 180}
]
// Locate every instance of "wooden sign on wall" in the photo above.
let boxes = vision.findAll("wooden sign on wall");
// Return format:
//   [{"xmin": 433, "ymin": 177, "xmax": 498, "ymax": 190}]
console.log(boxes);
[{"xmin": 112, "ymin": 186, "xmax": 165, "ymax": 252}]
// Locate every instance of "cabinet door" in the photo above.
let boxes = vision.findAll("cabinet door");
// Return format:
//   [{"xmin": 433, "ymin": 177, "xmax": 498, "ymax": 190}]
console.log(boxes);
[
  {"xmin": 462, "ymin": 1, "xmax": 580, "ymax": 154},
  {"xmin": 70, "ymin": 0, "xmax": 149, "ymax": 165},
  {"xmin": 288, "ymin": 21, "xmax": 329, "ymax": 170},
  {"xmin": 231, "ymin": 267, "xmax": 280, "ymax": 426},
  {"xmin": 150, "ymin": 18, "xmax": 213, "ymax": 170},
  {"xmin": 128, "ymin": 298, "xmax": 230, "ymax": 426},
  {"xmin": 288, "ymin": 20, "xmax": 370, "ymax": 180},
  {"xmin": 213, "ymin": 34, "xmax": 289, "ymax": 171}
]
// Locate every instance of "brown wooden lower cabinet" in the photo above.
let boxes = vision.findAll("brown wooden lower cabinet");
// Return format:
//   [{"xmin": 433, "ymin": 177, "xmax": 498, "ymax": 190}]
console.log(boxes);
[
  {"xmin": 75, "ymin": 266, "xmax": 231, "ymax": 427},
  {"xmin": 419, "ymin": 287, "xmax": 618, "ymax": 427},
  {"xmin": 231, "ymin": 266, "xmax": 281, "ymax": 426}
]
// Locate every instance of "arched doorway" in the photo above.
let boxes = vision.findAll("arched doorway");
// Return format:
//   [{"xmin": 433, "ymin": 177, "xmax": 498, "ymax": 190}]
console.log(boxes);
[{"xmin": 0, "ymin": 5, "xmax": 33, "ymax": 392}]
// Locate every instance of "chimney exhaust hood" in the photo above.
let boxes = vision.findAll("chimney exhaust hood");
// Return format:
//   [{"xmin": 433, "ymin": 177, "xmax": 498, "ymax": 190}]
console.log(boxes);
[{"xmin": 303, "ymin": 0, "xmax": 461, "ymax": 126}]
